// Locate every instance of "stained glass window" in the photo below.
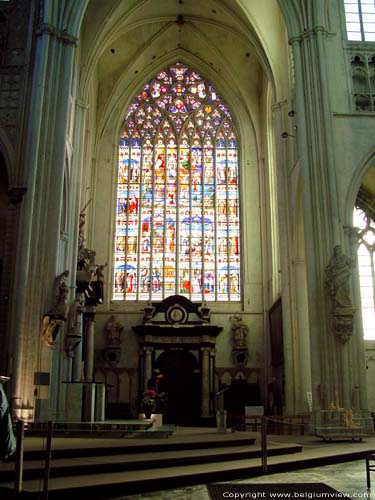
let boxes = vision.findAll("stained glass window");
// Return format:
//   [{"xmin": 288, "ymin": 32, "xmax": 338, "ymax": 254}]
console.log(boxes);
[
  {"xmin": 353, "ymin": 207, "xmax": 375, "ymax": 339},
  {"xmin": 113, "ymin": 63, "xmax": 240, "ymax": 302}
]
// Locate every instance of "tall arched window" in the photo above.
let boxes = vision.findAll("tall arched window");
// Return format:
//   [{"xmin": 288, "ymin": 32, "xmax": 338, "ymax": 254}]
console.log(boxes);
[
  {"xmin": 113, "ymin": 63, "xmax": 240, "ymax": 302},
  {"xmin": 353, "ymin": 207, "xmax": 375, "ymax": 339},
  {"xmin": 344, "ymin": 0, "xmax": 375, "ymax": 41}
]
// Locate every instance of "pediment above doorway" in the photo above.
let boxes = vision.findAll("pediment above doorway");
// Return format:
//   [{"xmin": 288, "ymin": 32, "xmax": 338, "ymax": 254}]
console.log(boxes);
[
  {"xmin": 133, "ymin": 295, "xmax": 222, "ymax": 343},
  {"xmin": 134, "ymin": 295, "xmax": 222, "ymax": 425}
]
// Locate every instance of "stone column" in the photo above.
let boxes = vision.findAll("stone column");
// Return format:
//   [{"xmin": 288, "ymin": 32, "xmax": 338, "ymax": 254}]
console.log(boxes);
[
  {"xmin": 201, "ymin": 347, "xmax": 210, "ymax": 417},
  {"xmin": 288, "ymin": 26, "xmax": 341, "ymax": 413},
  {"xmin": 271, "ymin": 100, "xmax": 297, "ymax": 414},
  {"xmin": 0, "ymin": 188, "xmax": 27, "ymax": 372},
  {"xmin": 72, "ymin": 341, "xmax": 83, "ymax": 382},
  {"xmin": 143, "ymin": 347, "xmax": 153, "ymax": 392},
  {"xmin": 84, "ymin": 309, "xmax": 96, "ymax": 382},
  {"xmin": 9, "ymin": 16, "xmax": 79, "ymax": 416},
  {"xmin": 65, "ymin": 293, "xmax": 85, "ymax": 382}
]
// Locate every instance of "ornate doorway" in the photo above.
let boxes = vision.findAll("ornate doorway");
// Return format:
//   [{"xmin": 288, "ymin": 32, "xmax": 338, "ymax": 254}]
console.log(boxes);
[
  {"xmin": 134, "ymin": 295, "xmax": 222, "ymax": 425},
  {"xmin": 154, "ymin": 349, "xmax": 200, "ymax": 425}
]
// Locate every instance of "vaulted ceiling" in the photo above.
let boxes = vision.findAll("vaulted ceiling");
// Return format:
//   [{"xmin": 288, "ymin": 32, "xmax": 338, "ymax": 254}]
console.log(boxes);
[{"xmin": 79, "ymin": 0, "xmax": 289, "ymax": 130}]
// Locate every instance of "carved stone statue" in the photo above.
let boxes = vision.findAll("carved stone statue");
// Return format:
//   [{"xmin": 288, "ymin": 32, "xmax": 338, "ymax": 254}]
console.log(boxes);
[
  {"xmin": 48, "ymin": 269, "xmax": 70, "ymax": 320},
  {"xmin": 78, "ymin": 200, "xmax": 91, "ymax": 255},
  {"xmin": 325, "ymin": 245, "xmax": 354, "ymax": 310},
  {"xmin": 104, "ymin": 316, "xmax": 123, "ymax": 347},
  {"xmin": 231, "ymin": 315, "xmax": 248, "ymax": 349},
  {"xmin": 230, "ymin": 314, "xmax": 249, "ymax": 366},
  {"xmin": 56, "ymin": 270, "xmax": 70, "ymax": 307},
  {"xmin": 96, "ymin": 263, "xmax": 107, "ymax": 282},
  {"xmin": 103, "ymin": 316, "xmax": 123, "ymax": 367},
  {"xmin": 68, "ymin": 293, "xmax": 85, "ymax": 335},
  {"xmin": 198, "ymin": 300, "xmax": 210, "ymax": 321},
  {"xmin": 325, "ymin": 245, "xmax": 355, "ymax": 343},
  {"xmin": 42, "ymin": 269, "xmax": 71, "ymax": 347},
  {"xmin": 143, "ymin": 301, "xmax": 155, "ymax": 323}
]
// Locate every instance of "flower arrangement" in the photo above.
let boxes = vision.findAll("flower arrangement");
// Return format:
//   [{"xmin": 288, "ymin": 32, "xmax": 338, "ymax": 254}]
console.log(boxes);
[{"xmin": 142, "ymin": 389, "xmax": 157, "ymax": 407}]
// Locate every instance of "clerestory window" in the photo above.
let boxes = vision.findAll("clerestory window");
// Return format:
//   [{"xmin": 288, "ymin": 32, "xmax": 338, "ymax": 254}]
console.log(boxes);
[
  {"xmin": 344, "ymin": 0, "xmax": 375, "ymax": 41},
  {"xmin": 113, "ymin": 63, "xmax": 241, "ymax": 302},
  {"xmin": 353, "ymin": 207, "xmax": 375, "ymax": 339}
]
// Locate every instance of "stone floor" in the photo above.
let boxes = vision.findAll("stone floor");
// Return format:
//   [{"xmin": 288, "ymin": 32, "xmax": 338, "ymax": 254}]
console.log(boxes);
[{"xmin": 114, "ymin": 460, "xmax": 373, "ymax": 500}]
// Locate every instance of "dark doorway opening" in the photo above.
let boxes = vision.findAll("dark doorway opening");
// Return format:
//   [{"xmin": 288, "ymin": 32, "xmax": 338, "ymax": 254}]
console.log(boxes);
[{"xmin": 155, "ymin": 349, "xmax": 200, "ymax": 425}]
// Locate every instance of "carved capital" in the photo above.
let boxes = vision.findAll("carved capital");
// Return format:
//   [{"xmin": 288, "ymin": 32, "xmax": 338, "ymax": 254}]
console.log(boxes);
[{"xmin": 289, "ymin": 26, "xmax": 331, "ymax": 46}]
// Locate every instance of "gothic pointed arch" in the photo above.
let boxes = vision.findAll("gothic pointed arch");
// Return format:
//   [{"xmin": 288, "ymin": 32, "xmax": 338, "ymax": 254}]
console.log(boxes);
[{"xmin": 113, "ymin": 62, "xmax": 240, "ymax": 302}]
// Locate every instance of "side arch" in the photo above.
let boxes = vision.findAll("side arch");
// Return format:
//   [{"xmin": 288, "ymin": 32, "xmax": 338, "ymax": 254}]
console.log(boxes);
[
  {"xmin": 344, "ymin": 147, "xmax": 375, "ymax": 225},
  {"xmin": 0, "ymin": 127, "xmax": 16, "ymax": 187}
]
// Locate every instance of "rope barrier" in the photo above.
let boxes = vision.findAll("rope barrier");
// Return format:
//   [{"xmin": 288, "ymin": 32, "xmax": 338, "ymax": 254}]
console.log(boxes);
[{"xmin": 229, "ymin": 414, "xmax": 311, "ymax": 435}]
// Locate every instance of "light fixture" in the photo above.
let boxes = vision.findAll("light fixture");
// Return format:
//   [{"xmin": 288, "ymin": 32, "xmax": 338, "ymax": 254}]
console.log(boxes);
[{"xmin": 281, "ymin": 132, "xmax": 296, "ymax": 139}]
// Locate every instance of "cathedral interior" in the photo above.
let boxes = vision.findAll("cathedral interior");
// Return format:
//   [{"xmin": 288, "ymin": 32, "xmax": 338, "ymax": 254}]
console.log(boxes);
[{"xmin": 0, "ymin": 0, "xmax": 374, "ymax": 437}]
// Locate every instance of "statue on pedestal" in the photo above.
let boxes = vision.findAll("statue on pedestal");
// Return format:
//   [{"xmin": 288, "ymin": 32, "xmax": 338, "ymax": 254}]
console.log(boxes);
[
  {"xmin": 66, "ymin": 293, "xmax": 86, "ymax": 357},
  {"xmin": 103, "ymin": 316, "xmax": 123, "ymax": 366},
  {"xmin": 42, "ymin": 269, "xmax": 71, "ymax": 347},
  {"xmin": 230, "ymin": 314, "xmax": 249, "ymax": 366},
  {"xmin": 325, "ymin": 245, "xmax": 355, "ymax": 343}
]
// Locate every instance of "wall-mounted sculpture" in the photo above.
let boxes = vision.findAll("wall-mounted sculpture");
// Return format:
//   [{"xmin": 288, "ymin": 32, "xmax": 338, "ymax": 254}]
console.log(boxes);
[
  {"xmin": 230, "ymin": 314, "xmax": 249, "ymax": 366},
  {"xmin": 42, "ymin": 270, "xmax": 71, "ymax": 347},
  {"xmin": 66, "ymin": 292, "xmax": 85, "ymax": 358},
  {"xmin": 325, "ymin": 245, "xmax": 356, "ymax": 343},
  {"xmin": 103, "ymin": 316, "xmax": 123, "ymax": 367}
]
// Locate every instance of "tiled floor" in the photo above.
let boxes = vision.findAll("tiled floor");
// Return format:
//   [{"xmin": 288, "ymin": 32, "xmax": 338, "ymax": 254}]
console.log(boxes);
[{"xmin": 114, "ymin": 460, "xmax": 373, "ymax": 500}]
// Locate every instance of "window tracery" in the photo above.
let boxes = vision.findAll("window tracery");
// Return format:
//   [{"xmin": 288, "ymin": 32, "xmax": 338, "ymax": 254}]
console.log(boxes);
[
  {"xmin": 113, "ymin": 63, "xmax": 240, "ymax": 302},
  {"xmin": 353, "ymin": 206, "xmax": 375, "ymax": 339}
]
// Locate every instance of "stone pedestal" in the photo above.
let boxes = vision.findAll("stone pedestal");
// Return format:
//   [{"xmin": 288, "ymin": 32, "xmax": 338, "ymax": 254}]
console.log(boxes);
[
  {"xmin": 201, "ymin": 347, "xmax": 210, "ymax": 417},
  {"xmin": 34, "ymin": 398, "xmax": 51, "ymax": 422},
  {"xmin": 83, "ymin": 383, "xmax": 96, "ymax": 422},
  {"xmin": 64, "ymin": 383, "xmax": 83, "ymax": 422},
  {"xmin": 152, "ymin": 413, "xmax": 163, "ymax": 429},
  {"xmin": 216, "ymin": 410, "xmax": 227, "ymax": 433},
  {"xmin": 95, "ymin": 383, "xmax": 106, "ymax": 421},
  {"xmin": 84, "ymin": 312, "xmax": 96, "ymax": 382}
]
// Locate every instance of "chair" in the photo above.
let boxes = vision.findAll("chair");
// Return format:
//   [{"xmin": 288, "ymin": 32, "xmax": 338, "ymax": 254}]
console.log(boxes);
[{"xmin": 365, "ymin": 453, "xmax": 375, "ymax": 490}]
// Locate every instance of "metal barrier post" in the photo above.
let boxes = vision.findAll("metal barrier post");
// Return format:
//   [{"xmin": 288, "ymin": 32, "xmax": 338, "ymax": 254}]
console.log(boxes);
[
  {"xmin": 43, "ymin": 420, "xmax": 53, "ymax": 500},
  {"xmin": 14, "ymin": 420, "xmax": 24, "ymax": 497},
  {"xmin": 261, "ymin": 416, "xmax": 267, "ymax": 473},
  {"xmin": 216, "ymin": 388, "xmax": 228, "ymax": 433}
]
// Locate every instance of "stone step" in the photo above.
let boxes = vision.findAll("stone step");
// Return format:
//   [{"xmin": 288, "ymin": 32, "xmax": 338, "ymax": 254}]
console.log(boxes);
[
  {"xmin": 20, "ymin": 432, "xmax": 257, "ymax": 460},
  {"xmin": 0, "ymin": 446, "xmax": 304, "ymax": 499},
  {"xmin": 0, "ymin": 443, "xmax": 302, "ymax": 482}
]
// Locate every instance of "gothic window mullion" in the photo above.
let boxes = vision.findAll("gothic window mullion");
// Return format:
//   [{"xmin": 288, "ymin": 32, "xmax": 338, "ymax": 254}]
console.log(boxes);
[
  {"xmin": 114, "ymin": 63, "xmax": 240, "ymax": 302},
  {"xmin": 358, "ymin": 0, "xmax": 366, "ymax": 40}
]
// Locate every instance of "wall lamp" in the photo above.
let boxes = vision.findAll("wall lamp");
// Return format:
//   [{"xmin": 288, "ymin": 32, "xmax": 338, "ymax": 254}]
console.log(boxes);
[{"xmin": 281, "ymin": 132, "xmax": 296, "ymax": 139}]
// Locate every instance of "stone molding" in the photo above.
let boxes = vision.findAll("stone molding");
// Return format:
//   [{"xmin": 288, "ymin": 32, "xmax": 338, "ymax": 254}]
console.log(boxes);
[{"xmin": 36, "ymin": 22, "xmax": 78, "ymax": 47}]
